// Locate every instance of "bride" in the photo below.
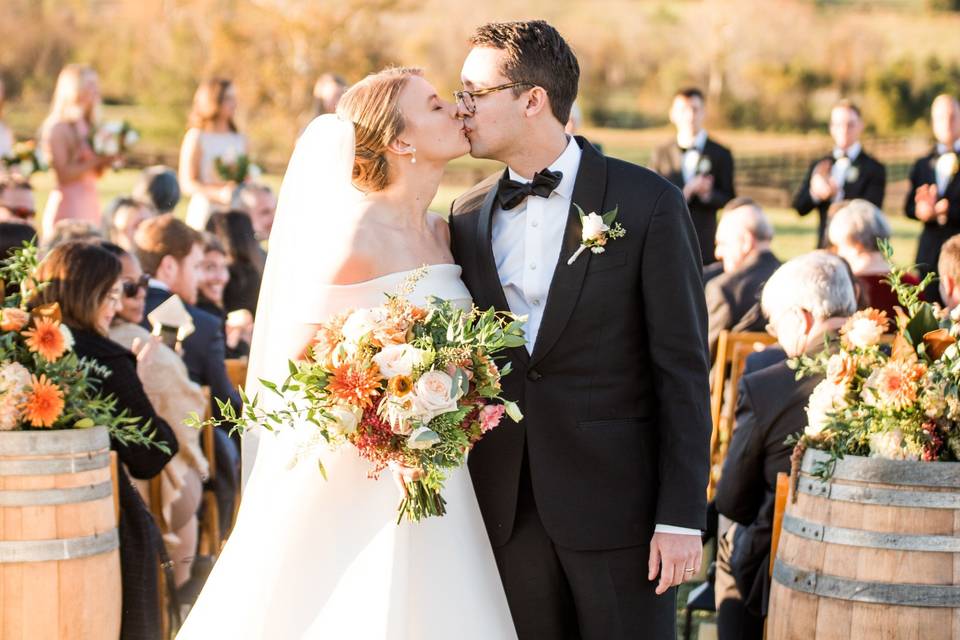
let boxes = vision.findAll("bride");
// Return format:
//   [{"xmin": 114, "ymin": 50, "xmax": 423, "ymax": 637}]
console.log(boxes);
[{"xmin": 177, "ymin": 68, "xmax": 517, "ymax": 639}]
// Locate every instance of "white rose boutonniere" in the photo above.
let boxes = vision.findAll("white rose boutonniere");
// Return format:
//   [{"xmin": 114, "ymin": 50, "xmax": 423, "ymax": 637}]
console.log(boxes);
[
  {"xmin": 567, "ymin": 204, "xmax": 626, "ymax": 266},
  {"xmin": 845, "ymin": 165, "xmax": 859, "ymax": 183},
  {"xmin": 696, "ymin": 155, "xmax": 712, "ymax": 176}
]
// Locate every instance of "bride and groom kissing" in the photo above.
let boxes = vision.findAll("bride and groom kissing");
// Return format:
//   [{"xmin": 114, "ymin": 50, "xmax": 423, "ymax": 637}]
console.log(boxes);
[{"xmin": 178, "ymin": 19, "xmax": 712, "ymax": 640}]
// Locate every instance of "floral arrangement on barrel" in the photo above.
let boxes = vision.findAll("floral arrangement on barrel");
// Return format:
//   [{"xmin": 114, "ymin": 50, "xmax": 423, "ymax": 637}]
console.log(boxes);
[
  {"xmin": 791, "ymin": 242, "xmax": 960, "ymax": 476},
  {"xmin": 0, "ymin": 242, "xmax": 167, "ymax": 449},
  {"xmin": 190, "ymin": 269, "xmax": 525, "ymax": 522}
]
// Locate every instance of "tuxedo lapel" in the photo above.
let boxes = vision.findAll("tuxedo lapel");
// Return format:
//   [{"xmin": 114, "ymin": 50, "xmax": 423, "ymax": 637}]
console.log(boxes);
[{"xmin": 529, "ymin": 138, "xmax": 607, "ymax": 367}]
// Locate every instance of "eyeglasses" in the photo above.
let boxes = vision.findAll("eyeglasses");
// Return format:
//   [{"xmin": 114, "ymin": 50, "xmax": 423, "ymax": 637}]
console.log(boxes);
[
  {"xmin": 454, "ymin": 82, "xmax": 534, "ymax": 115},
  {"xmin": 122, "ymin": 274, "xmax": 150, "ymax": 298}
]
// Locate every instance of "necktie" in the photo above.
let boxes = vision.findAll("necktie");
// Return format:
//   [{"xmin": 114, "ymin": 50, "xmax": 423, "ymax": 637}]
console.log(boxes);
[{"xmin": 496, "ymin": 169, "xmax": 563, "ymax": 210}]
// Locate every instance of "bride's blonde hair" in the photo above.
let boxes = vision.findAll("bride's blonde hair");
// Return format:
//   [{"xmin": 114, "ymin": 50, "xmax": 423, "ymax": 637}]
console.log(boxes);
[{"xmin": 336, "ymin": 67, "xmax": 422, "ymax": 192}]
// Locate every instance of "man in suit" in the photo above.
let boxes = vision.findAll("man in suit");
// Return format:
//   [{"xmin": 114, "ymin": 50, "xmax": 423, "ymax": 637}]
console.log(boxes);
[
  {"xmin": 939, "ymin": 234, "xmax": 960, "ymax": 312},
  {"xmin": 451, "ymin": 21, "xmax": 711, "ymax": 638},
  {"xmin": 134, "ymin": 214, "xmax": 240, "ymax": 539},
  {"xmin": 905, "ymin": 94, "xmax": 960, "ymax": 304},
  {"xmin": 793, "ymin": 100, "xmax": 886, "ymax": 248},
  {"xmin": 651, "ymin": 88, "xmax": 736, "ymax": 266},
  {"xmin": 714, "ymin": 253, "xmax": 856, "ymax": 640},
  {"xmin": 706, "ymin": 197, "xmax": 781, "ymax": 360}
]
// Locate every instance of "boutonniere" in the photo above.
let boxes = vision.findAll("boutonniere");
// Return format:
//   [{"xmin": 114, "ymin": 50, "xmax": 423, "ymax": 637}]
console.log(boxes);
[
  {"xmin": 567, "ymin": 204, "xmax": 626, "ymax": 266},
  {"xmin": 696, "ymin": 155, "xmax": 712, "ymax": 176},
  {"xmin": 845, "ymin": 165, "xmax": 859, "ymax": 183}
]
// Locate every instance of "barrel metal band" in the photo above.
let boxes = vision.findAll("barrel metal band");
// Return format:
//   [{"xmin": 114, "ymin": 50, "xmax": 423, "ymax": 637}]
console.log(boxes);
[
  {"xmin": 797, "ymin": 476, "xmax": 960, "ymax": 509},
  {"xmin": 0, "ymin": 480, "xmax": 113, "ymax": 506},
  {"xmin": 773, "ymin": 559, "xmax": 960, "ymax": 607},
  {"xmin": 782, "ymin": 513, "xmax": 960, "ymax": 553},
  {"xmin": 0, "ymin": 529, "xmax": 119, "ymax": 563},
  {"xmin": 802, "ymin": 449, "xmax": 960, "ymax": 488},
  {"xmin": 0, "ymin": 451, "xmax": 110, "ymax": 476}
]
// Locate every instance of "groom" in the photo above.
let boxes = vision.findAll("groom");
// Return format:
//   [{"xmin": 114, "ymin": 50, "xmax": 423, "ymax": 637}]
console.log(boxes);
[{"xmin": 450, "ymin": 21, "xmax": 711, "ymax": 638}]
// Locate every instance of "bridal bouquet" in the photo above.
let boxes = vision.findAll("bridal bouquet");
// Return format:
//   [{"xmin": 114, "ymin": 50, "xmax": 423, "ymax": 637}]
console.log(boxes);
[
  {"xmin": 214, "ymin": 149, "xmax": 261, "ymax": 183},
  {"xmin": 192, "ymin": 270, "xmax": 526, "ymax": 522},
  {"xmin": 2, "ymin": 140, "xmax": 46, "ymax": 177},
  {"xmin": 791, "ymin": 242, "xmax": 960, "ymax": 476},
  {"xmin": 0, "ymin": 243, "xmax": 167, "ymax": 450},
  {"xmin": 90, "ymin": 120, "xmax": 139, "ymax": 157}
]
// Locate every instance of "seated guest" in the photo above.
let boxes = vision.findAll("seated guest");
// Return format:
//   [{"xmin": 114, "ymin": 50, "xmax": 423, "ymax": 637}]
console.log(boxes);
[
  {"xmin": 828, "ymin": 198, "xmax": 919, "ymax": 317},
  {"xmin": 134, "ymin": 214, "xmax": 240, "ymax": 540},
  {"xmin": 205, "ymin": 210, "xmax": 265, "ymax": 317},
  {"xmin": 104, "ymin": 242, "xmax": 208, "ymax": 590},
  {"xmin": 230, "ymin": 183, "xmax": 276, "ymax": 242},
  {"xmin": 714, "ymin": 252, "xmax": 857, "ymax": 640},
  {"xmin": 706, "ymin": 197, "xmax": 780, "ymax": 359},
  {"xmin": 0, "ymin": 221, "xmax": 36, "ymax": 258},
  {"xmin": 939, "ymin": 234, "xmax": 960, "ymax": 312},
  {"xmin": 196, "ymin": 234, "xmax": 251, "ymax": 358},
  {"xmin": 793, "ymin": 100, "xmax": 886, "ymax": 248},
  {"xmin": 103, "ymin": 197, "xmax": 156, "ymax": 252},
  {"xmin": 0, "ymin": 176, "xmax": 36, "ymax": 226},
  {"xmin": 133, "ymin": 165, "xmax": 181, "ymax": 214},
  {"xmin": 43, "ymin": 218, "xmax": 101, "ymax": 251},
  {"xmin": 31, "ymin": 241, "xmax": 178, "ymax": 639}
]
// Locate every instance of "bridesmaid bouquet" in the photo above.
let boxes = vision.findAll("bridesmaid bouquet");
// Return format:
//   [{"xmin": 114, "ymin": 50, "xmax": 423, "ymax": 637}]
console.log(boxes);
[
  {"xmin": 215, "ymin": 149, "xmax": 262, "ymax": 183},
  {"xmin": 90, "ymin": 120, "xmax": 140, "ymax": 157},
  {"xmin": 2, "ymin": 140, "xmax": 46, "ymax": 178},
  {"xmin": 191, "ymin": 270, "xmax": 526, "ymax": 522}
]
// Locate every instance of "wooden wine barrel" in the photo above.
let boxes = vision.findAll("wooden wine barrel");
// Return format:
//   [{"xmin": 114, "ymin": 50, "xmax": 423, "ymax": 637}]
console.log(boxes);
[
  {"xmin": 0, "ymin": 427, "xmax": 121, "ymax": 640},
  {"xmin": 768, "ymin": 448, "xmax": 960, "ymax": 640}
]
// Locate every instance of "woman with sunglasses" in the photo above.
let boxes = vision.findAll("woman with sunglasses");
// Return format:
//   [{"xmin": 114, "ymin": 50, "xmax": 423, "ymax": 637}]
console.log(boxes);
[{"xmin": 103, "ymin": 241, "xmax": 208, "ymax": 594}]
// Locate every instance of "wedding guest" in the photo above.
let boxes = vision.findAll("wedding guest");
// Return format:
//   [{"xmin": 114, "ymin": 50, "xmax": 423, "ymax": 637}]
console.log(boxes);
[
  {"xmin": 43, "ymin": 219, "xmax": 102, "ymax": 251},
  {"xmin": 179, "ymin": 79, "xmax": 247, "ymax": 231},
  {"xmin": 0, "ymin": 221, "xmax": 36, "ymax": 258},
  {"xmin": 230, "ymin": 183, "xmax": 276, "ymax": 241},
  {"xmin": 313, "ymin": 72, "xmax": 348, "ymax": 117},
  {"xmin": 30, "ymin": 240, "xmax": 178, "ymax": 640},
  {"xmin": 196, "ymin": 234, "xmax": 251, "ymax": 358},
  {"xmin": 103, "ymin": 242, "xmax": 207, "ymax": 590},
  {"xmin": 706, "ymin": 197, "xmax": 780, "ymax": 359},
  {"xmin": 828, "ymin": 199, "xmax": 919, "ymax": 317},
  {"xmin": 905, "ymin": 94, "xmax": 960, "ymax": 304},
  {"xmin": 793, "ymin": 100, "xmax": 886, "ymax": 249},
  {"xmin": 651, "ymin": 87, "xmax": 735, "ymax": 265},
  {"xmin": 0, "ymin": 78, "xmax": 14, "ymax": 158},
  {"xmin": 715, "ymin": 252, "xmax": 856, "ymax": 640},
  {"xmin": 134, "ymin": 165, "xmax": 181, "ymax": 214},
  {"xmin": 39, "ymin": 65, "xmax": 116, "ymax": 240},
  {"xmin": 938, "ymin": 234, "xmax": 960, "ymax": 312},
  {"xmin": 0, "ymin": 175, "xmax": 35, "ymax": 226},
  {"xmin": 205, "ymin": 210, "xmax": 265, "ymax": 316},
  {"xmin": 134, "ymin": 214, "xmax": 240, "ymax": 539},
  {"xmin": 103, "ymin": 197, "xmax": 156, "ymax": 252},
  {"xmin": 565, "ymin": 101, "xmax": 582, "ymax": 136}
]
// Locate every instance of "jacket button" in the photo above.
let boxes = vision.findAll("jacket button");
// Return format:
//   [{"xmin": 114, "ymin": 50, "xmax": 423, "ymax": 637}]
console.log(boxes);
[{"xmin": 527, "ymin": 369, "xmax": 543, "ymax": 381}]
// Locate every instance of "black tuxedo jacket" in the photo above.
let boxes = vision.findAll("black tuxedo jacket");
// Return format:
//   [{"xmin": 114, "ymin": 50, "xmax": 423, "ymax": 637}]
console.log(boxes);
[
  {"xmin": 904, "ymin": 147, "xmax": 960, "ymax": 274},
  {"xmin": 650, "ymin": 137, "xmax": 736, "ymax": 266},
  {"xmin": 792, "ymin": 150, "xmax": 886, "ymax": 248},
  {"xmin": 142, "ymin": 286, "xmax": 241, "ymax": 415},
  {"xmin": 705, "ymin": 250, "xmax": 781, "ymax": 360},
  {"xmin": 715, "ymin": 358, "xmax": 819, "ymax": 615},
  {"xmin": 450, "ymin": 137, "xmax": 712, "ymax": 550}
]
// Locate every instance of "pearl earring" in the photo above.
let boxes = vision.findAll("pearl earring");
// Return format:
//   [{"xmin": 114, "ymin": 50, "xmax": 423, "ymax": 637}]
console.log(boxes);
[{"xmin": 411, "ymin": 148, "xmax": 417, "ymax": 164}]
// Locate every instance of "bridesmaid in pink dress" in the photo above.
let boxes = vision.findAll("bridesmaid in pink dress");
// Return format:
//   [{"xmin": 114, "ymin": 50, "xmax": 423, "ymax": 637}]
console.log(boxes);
[{"xmin": 40, "ymin": 65, "xmax": 116, "ymax": 240}]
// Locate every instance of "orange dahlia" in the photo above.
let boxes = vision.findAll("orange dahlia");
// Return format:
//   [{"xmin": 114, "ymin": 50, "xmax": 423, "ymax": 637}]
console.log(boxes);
[
  {"xmin": 22, "ymin": 317, "xmax": 67, "ymax": 361},
  {"xmin": 328, "ymin": 362, "xmax": 382, "ymax": 408},
  {"xmin": 20, "ymin": 374, "xmax": 65, "ymax": 427}
]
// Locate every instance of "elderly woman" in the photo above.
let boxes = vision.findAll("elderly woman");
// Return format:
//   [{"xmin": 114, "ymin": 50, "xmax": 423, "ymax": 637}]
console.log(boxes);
[{"xmin": 827, "ymin": 198, "xmax": 919, "ymax": 317}]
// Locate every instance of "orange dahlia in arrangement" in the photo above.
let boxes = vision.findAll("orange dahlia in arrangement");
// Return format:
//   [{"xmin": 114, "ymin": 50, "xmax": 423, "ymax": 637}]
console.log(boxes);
[
  {"xmin": 22, "ymin": 317, "xmax": 68, "ymax": 362},
  {"xmin": 328, "ymin": 362, "xmax": 383, "ymax": 409},
  {"xmin": 20, "ymin": 374, "xmax": 65, "ymax": 428}
]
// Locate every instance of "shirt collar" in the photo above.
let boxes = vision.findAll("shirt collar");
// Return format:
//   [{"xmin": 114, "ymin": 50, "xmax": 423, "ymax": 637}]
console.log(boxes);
[
  {"xmin": 148, "ymin": 278, "xmax": 170, "ymax": 292},
  {"xmin": 677, "ymin": 129, "xmax": 708, "ymax": 152},
  {"xmin": 937, "ymin": 141, "xmax": 960, "ymax": 155},
  {"xmin": 834, "ymin": 142, "xmax": 861, "ymax": 161},
  {"xmin": 507, "ymin": 135, "xmax": 581, "ymax": 201}
]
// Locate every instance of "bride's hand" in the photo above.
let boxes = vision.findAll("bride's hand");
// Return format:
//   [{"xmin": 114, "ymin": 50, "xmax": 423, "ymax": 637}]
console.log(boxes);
[{"xmin": 388, "ymin": 461, "xmax": 424, "ymax": 497}]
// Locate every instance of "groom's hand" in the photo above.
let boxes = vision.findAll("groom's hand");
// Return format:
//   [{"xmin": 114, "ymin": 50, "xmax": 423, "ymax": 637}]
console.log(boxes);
[{"xmin": 648, "ymin": 532, "xmax": 703, "ymax": 595}]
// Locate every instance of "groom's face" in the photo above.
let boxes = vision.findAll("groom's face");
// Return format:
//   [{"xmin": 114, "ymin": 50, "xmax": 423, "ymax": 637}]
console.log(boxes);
[{"xmin": 459, "ymin": 47, "xmax": 526, "ymax": 161}]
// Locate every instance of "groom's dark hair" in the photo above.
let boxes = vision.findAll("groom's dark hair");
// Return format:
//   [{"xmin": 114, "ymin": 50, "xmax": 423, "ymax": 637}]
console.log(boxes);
[{"xmin": 470, "ymin": 20, "xmax": 579, "ymax": 125}]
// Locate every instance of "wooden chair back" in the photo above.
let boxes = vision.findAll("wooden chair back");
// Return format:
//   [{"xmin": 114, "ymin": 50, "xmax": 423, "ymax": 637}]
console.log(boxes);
[
  {"xmin": 197, "ymin": 385, "xmax": 222, "ymax": 557},
  {"xmin": 225, "ymin": 357, "xmax": 248, "ymax": 391}
]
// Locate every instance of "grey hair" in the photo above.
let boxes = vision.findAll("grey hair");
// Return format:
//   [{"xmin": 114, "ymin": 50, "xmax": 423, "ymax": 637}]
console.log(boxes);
[
  {"xmin": 721, "ymin": 200, "xmax": 774, "ymax": 242},
  {"xmin": 230, "ymin": 183, "xmax": 273, "ymax": 211},
  {"xmin": 761, "ymin": 252, "xmax": 857, "ymax": 322},
  {"xmin": 827, "ymin": 199, "xmax": 891, "ymax": 251}
]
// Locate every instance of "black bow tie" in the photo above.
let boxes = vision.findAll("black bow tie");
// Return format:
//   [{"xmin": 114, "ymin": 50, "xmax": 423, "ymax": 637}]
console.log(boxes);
[{"xmin": 496, "ymin": 169, "xmax": 563, "ymax": 210}]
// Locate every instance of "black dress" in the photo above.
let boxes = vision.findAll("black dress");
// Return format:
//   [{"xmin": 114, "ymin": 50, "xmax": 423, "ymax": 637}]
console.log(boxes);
[{"xmin": 72, "ymin": 328, "xmax": 178, "ymax": 640}]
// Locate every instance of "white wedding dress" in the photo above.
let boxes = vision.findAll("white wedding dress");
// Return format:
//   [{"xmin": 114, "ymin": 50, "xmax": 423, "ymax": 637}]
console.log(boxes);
[{"xmin": 177, "ymin": 265, "xmax": 517, "ymax": 639}]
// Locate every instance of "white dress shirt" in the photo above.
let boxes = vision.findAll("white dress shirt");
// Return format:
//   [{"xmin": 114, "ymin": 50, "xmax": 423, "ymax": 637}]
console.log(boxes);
[
  {"xmin": 829, "ymin": 142, "xmax": 861, "ymax": 203},
  {"xmin": 492, "ymin": 136, "xmax": 699, "ymax": 537},
  {"xmin": 678, "ymin": 129, "xmax": 709, "ymax": 185},
  {"xmin": 935, "ymin": 142, "xmax": 960, "ymax": 196}
]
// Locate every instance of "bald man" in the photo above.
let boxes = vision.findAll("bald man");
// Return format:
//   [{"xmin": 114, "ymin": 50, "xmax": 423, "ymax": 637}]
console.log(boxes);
[
  {"xmin": 906, "ymin": 94, "xmax": 960, "ymax": 304},
  {"xmin": 706, "ymin": 197, "xmax": 781, "ymax": 359}
]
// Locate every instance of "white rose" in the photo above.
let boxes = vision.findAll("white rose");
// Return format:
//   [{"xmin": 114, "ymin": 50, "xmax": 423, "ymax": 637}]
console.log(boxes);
[
  {"xmin": 326, "ymin": 405, "xmax": 360, "ymax": 436},
  {"xmin": 844, "ymin": 317, "xmax": 884, "ymax": 349},
  {"xmin": 221, "ymin": 147, "xmax": 238, "ymax": 165},
  {"xmin": 868, "ymin": 429, "xmax": 918, "ymax": 461},
  {"xmin": 103, "ymin": 139, "xmax": 120, "ymax": 156},
  {"xmin": 341, "ymin": 308, "xmax": 389, "ymax": 344},
  {"xmin": 372, "ymin": 344, "xmax": 424, "ymax": 378},
  {"xmin": 805, "ymin": 379, "xmax": 848, "ymax": 436},
  {"xmin": 407, "ymin": 426, "xmax": 440, "ymax": 450},
  {"xmin": 411, "ymin": 370, "xmax": 459, "ymax": 423},
  {"xmin": 581, "ymin": 212, "xmax": 609, "ymax": 241}
]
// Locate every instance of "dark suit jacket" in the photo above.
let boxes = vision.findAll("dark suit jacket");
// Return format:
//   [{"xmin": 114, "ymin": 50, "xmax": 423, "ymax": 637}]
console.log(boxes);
[
  {"xmin": 650, "ymin": 136, "xmax": 736, "ymax": 266},
  {"xmin": 714, "ymin": 357, "xmax": 819, "ymax": 616},
  {"xmin": 450, "ymin": 137, "xmax": 712, "ymax": 550},
  {"xmin": 792, "ymin": 150, "xmax": 886, "ymax": 248},
  {"xmin": 705, "ymin": 250, "xmax": 781, "ymax": 360},
  {"xmin": 904, "ymin": 147, "xmax": 960, "ymax": 277}
]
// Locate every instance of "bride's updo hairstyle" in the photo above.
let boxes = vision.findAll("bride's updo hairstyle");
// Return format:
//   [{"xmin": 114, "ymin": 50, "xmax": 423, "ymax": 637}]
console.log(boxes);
[{"xmin": 336, "ymin": 67, "xmax": 423, "ymax": 192}]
